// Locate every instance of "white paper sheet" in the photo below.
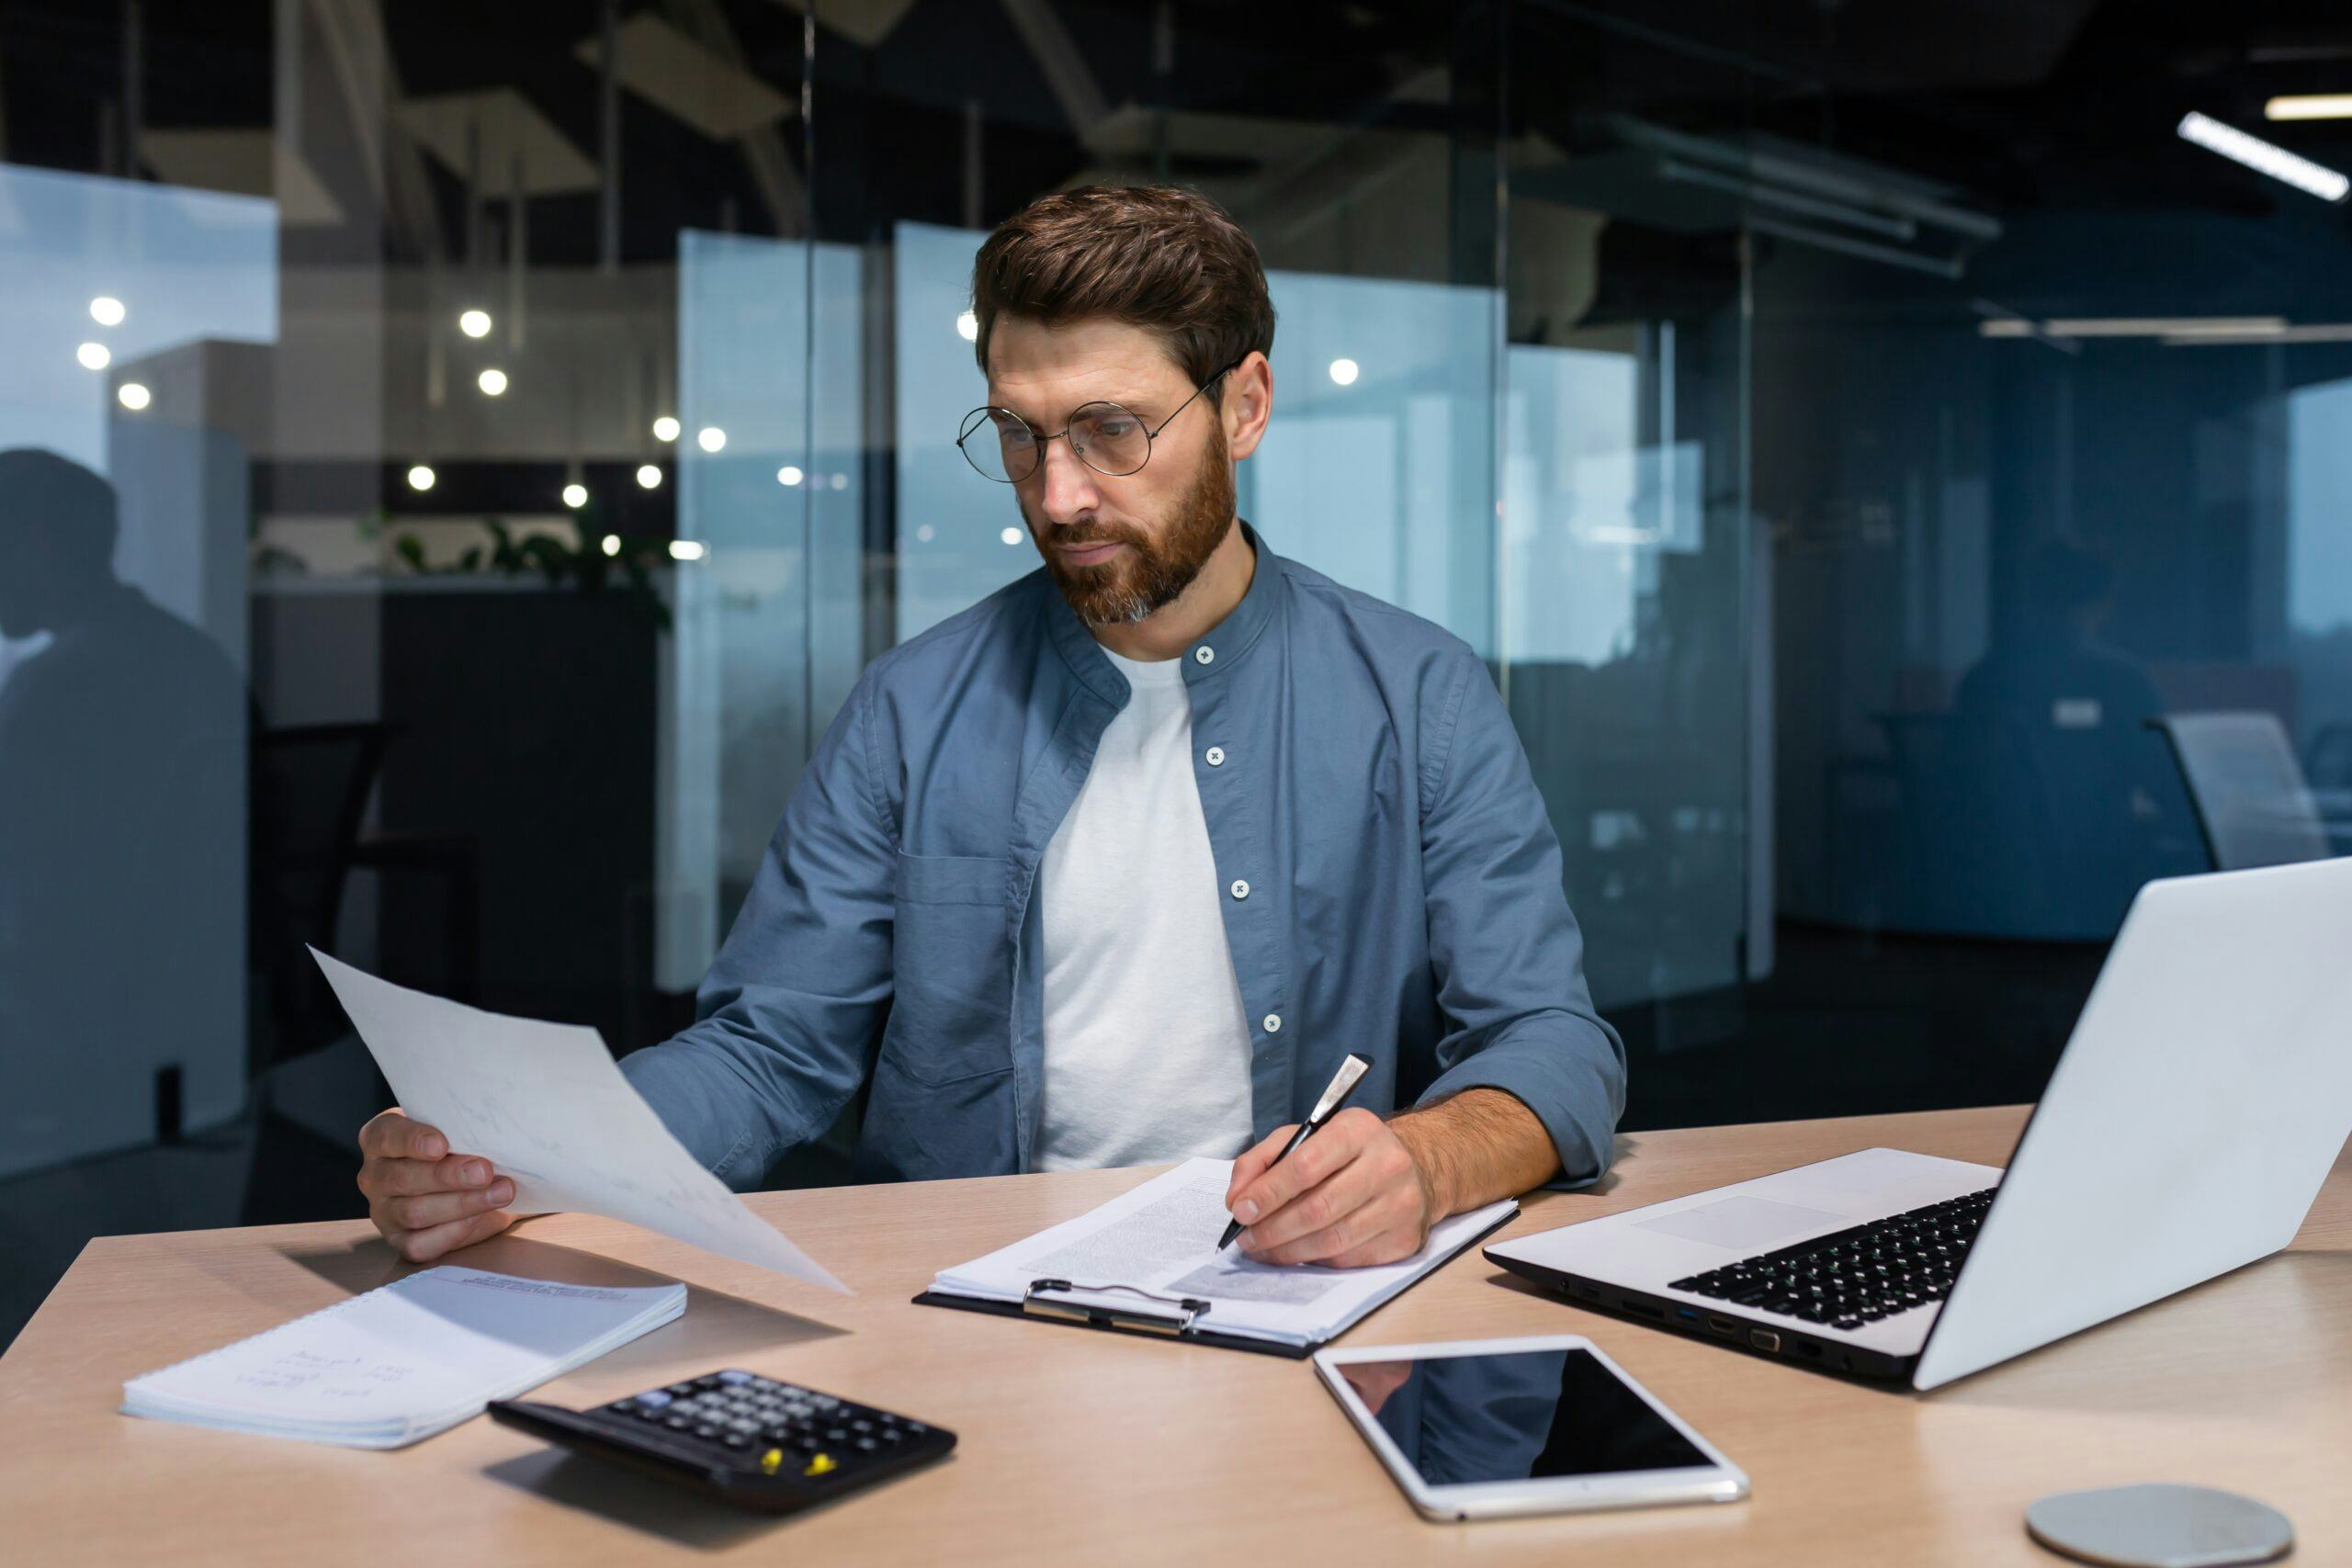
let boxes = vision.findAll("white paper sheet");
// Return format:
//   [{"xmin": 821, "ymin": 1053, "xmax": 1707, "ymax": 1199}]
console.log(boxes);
[
  {"xmin": 313, "ymin": 950, "xmax": 847, "ymax": 1292},
  {"xmin": 933, "ymin": 1157, "xmax": 1513, "ymax": 1347},
  {"xmin": 123, "ymin": 1266, "xmax": 685, "ymax": 1448}
]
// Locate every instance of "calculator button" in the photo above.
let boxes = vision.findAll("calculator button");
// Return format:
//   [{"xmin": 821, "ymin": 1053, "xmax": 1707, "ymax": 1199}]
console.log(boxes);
[
  {"xmin": 666, "ymin": 1383, "xmax": 696, "ymax": 1398},
  {"xmin": 634, "ymin": 1390, "xmax": 673, "ymax": 1408},
  {"xmin": 722, "ymin": 1434, "xmax": 750, "ymax": 1450},
  {"xmin": 663, "ymin": 1416, "xmax": 691, "ymax": 1430},
  {"xmin": 825, "ymin": 1427, "xmax": 849, "ymax": 1442},
  {"xmin": 804, "ymin": 1453, "xmax": 838, "ymax": 1478},
  {"xmin": 850, "ymin": 1419, "xmax": 874, "ymax": 1434},
  {"xmin": 880, "ymin": 1427, "xmax": 903, "ymax": 1444},
  {"xmin": 718, "ymin": 1371, "xmax": 752, "ymax": 1385},
  {"xmin": 855, "ymin": 1438, "xmax": 879, "ymax": 1453},
  {"xmin": 692, "ymin": 1424, "xmax": 719, "ymax": 1440}
]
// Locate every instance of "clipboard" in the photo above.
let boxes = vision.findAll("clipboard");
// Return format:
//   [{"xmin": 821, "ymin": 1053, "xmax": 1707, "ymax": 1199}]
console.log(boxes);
[{"xmin": 911, "ymin": 1202, "xmax": 1516, "ymax": 1359}]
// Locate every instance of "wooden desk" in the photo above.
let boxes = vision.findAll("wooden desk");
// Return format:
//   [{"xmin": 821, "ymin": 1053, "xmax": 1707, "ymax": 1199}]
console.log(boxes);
[{"xmin": 6, "ymin": 1106, "xmax": 2346, "ymax": 1566}]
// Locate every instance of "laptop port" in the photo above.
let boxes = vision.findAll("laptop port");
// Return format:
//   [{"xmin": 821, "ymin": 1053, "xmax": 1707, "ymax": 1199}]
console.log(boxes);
[
  {"xmin": 1622, "ymin": 1298, "xmax": 1666, "ymax": 1321},
  {"xmin": 1796, "ymin": 1341, "xmax": 1821, "ymax": 1359},
  {"xmin": 1706, "ymin": 1315, "xmax": 1737, "ymax": 1336},
  {"xmin": 1749, "ymin": 1329, "xmax": 1780, "ymax": 1352},
  {"xmin": 1676, "ymin": 1307, "xmax": 1702, "ymax": 1323}
]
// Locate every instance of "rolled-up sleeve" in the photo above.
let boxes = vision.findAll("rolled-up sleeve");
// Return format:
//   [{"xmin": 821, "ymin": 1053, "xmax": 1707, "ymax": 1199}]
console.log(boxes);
[
  {"xmin": 1413, "ymin": 653, "xmax": 1626, "ymax": 1188},
  {"xmin": 619, "ymin": 671, "xmax": 897, "ymax": 1189}
]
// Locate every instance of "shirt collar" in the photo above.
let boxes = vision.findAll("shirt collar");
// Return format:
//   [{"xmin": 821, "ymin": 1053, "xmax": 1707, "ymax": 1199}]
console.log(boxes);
[{"xmin": 1046, "ymin": 518, "xmax": 1280, "ymax": 705}]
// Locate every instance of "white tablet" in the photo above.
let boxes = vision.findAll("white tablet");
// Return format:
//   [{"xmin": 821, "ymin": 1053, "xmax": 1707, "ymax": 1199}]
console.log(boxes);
[{"xmin": 1313, "ymin": 1334, "xmax": 1749, "ymax": 1521}]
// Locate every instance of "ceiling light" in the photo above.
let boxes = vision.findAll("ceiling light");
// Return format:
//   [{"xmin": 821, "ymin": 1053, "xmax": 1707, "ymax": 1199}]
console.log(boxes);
[
  {"xmin": 459, "ymin": 309, "xmax": 493, "ymax": 338},
  {"xmin": 776, "ymin": 465, "xmax": 804, "ymax": 486},
  {"xmin": 2177, "ymin": 111, "xmax": 2349, "ymax": 203},
  {"xmin": 830, "ymin": 472, "xmax": 848, "ymax": 491},
  {"xmin": 477, "ymin": 367, "xmax": 508, "ymax": 396},
  {"xmin": 76, "ymin": 342, "xmax": 111, "ymax": 370},
  {"xmin": 601, "ymin": 534, "xmax": 621, "ymax": 556},
  {"xmin": 669, "ymin": 539, "xmax": 707, "ymax": 561},
  {"xmin": 2265, "ymin": 95, "xmax": 2352, "ymax": 122},
  {"xmin": 90, "ymin": 296, "xmax": 127, "ymax": 326},
  {"xmin": 117, "ymin": 382, "xmax": 151, "ymax": 411},
  {"xmin": 636, "ymin": 464, "xmax": 663, "ymax": 490},
  {"xmin": 2162, "ymin": 322, "xmax": 2352, "ymax": 346},
  {"xmin": 651, "ymin": 415, "xmax": 680, "ymax": 442},
  {"xmin": 956, "ymin": 310, "xmax": 979, "ymax": 343},
  {"xmin": 1001, "ymin": 526, "xmax": 1023, "ymax": 546},
  {"xmin": 407, "ymin": 465, "xmax": 436, "ymax": 491},
  {"xmin": 696, "ymin": 426, "xmax": 726, "ymax": 453},
  {"xmin": 562, "ymin": 482, "xmax": 588, "ymax": 508},
  {"xmin": 916, "ymin": 525, "xmax": 935, "ymax": 543},
  {"xmin": 1979, "ymin": 317, "xmax": 2289, "ymax": 340},
  {"xmin": 1328, "ymin": 357, "xmax": 1360, "ymax": 386}
]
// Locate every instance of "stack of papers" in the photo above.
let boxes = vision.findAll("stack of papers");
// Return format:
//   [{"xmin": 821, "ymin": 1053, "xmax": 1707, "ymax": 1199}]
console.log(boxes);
[
  {"xmin": 928, "ymin": 1157, "xmax": 1515, "ymax": 1350},
  {"xmin": 121, "ymin": 1266, "xmax": 685, "ymax": 1449}
]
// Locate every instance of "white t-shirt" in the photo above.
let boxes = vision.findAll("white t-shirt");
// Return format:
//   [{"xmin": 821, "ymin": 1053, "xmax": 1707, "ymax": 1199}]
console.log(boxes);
[{"xmin": 1035, "ymin": 645, "xmax": 1256, "ymax": 1171}]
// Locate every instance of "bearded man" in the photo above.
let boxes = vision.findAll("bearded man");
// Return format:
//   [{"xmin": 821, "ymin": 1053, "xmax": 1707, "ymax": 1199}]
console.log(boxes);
[{"xmin": 356, "ymin": 185, "xmax": 1624, "ymax": 1270}]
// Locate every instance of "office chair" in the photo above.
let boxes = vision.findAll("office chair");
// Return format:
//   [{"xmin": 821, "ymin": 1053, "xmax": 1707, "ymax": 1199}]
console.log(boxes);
[{"xmin": 2146, "ymin": 712, "xmax": 2331, "ymax": 872}]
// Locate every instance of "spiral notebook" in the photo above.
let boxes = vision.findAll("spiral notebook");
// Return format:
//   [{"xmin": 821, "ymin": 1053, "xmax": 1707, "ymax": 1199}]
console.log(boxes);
[{"xmin": 120, "ymin": 1266, "xmax": 685, "ymax": 1449}]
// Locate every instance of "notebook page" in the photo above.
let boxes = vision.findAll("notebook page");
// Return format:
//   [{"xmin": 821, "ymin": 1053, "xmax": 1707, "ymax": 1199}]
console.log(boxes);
[
  {"xmin": 124, "ymin": 1267, "xmax": 684, "ymax": 1431},
  {"xmin": 933, "ymin": 1158, "xmax": 1511, "ymax": 1345}
]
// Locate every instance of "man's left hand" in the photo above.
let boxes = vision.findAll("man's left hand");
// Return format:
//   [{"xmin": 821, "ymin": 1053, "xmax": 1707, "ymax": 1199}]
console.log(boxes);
[{"xmin": 1224, "ymin": 1108, "xmax": 1442, "ymax": 1268}]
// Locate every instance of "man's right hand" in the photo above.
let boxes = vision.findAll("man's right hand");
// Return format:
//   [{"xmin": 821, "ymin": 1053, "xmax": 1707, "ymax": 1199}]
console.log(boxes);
[{"xmin": 356, "ymin": 1108, "xmax": 516, "ymax": 1262}]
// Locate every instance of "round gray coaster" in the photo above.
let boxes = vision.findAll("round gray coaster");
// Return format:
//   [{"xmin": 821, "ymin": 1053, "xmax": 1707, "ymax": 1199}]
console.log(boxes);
[{"xmin": 2026, "ymin": 1484, "xmax": 2293, "ymax": 1568}]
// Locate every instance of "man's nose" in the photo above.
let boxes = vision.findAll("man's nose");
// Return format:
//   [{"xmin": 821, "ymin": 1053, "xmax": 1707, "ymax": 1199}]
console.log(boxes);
[{"xmin": 1035, "ymin": 436, "xmax": 1102, "ymax": 525}]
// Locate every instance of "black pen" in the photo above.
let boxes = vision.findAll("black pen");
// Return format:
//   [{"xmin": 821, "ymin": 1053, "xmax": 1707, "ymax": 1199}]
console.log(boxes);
[{"xmin": 1219, "ymin": 1054, "xmax": 1374, "ymax": 1251}]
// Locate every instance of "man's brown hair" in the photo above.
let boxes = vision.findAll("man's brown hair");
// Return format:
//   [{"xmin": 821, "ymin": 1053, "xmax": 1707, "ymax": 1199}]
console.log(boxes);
[{"xmin": 969, "ymin": 184, "xmax": 1277, "ymax": 401}]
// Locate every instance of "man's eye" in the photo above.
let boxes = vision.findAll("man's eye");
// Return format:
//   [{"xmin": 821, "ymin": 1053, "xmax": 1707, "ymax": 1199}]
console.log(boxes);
[
  {"xmin": 1093, "ymin": 418, "xmax": 1137, "ymax": 438},
  {"xmin": 995, "ymin": 421, "xmax": 1035, "ymax": 445}
]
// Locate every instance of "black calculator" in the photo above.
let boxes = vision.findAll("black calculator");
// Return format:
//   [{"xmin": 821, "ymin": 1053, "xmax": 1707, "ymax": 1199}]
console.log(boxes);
[{"xmin": 490, "ymin": 1369, "xmax": 956, "ymax": 1514}]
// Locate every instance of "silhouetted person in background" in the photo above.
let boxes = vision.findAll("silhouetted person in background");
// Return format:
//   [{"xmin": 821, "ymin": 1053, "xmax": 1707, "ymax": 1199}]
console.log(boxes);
[
  {"xmin": 1955, "ymin": 538, "xmax": 2183, "ymax": 931},
  {"xmin": 0, "ymin": 447, "xmax": 246, "ymax": 1174}
]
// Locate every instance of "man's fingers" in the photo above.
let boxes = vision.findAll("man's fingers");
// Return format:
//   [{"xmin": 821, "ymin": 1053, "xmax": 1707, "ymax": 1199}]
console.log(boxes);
[
  {"xmin": 1251, "ymin": 1184, "xmax": 1419, "ymax": 1267},
  {"xmin": 1226, "ymin": 1125, "xmax": 1295, "ymax": 1210},
  {"xmin": 366, "ymin": 1151, "xmax": 494, "ymax": 1198},
  {"xmin": 1233, "ymin": 1108, "xmax": 1377, "ymax": 1225},
  {"xmin": 359, "ymin": 1108, "xmax": 447, "ymax": 1162},
  {"xmin": 392, "ymin": 1206, "xmax": 514, "ymax": 1264},
  {"xmin": 383, "ymin": 1179, "xmax": 514, "ymax": 1232},
  {"xmin": 1238, "ymin": 1150, "xmax": 1383, "ymax": 1257}
]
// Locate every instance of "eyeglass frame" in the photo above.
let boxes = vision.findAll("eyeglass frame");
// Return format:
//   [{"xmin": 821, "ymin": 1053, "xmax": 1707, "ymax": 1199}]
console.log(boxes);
[{"xmin": 956, "ymin": 359, "xmax": 1243, "ymax": 484}]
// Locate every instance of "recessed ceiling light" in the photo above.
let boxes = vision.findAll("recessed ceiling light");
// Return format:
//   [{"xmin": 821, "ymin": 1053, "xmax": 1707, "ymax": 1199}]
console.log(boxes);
[
  {"xmin": 562, "ymin": 482, "xmax": 588, "ymax": 508},
  {"xmin": 90, "ymin": 296, "xmax": 127, "ymax": 326},
  {"xmin": 697, "ymin": 426, "xmax": 726, "ymax": 453},
  {"xmin": 77, "ymin": 342, "xmax": 111, "ymax": 370},
  {"xmin": 1328, "ymin": 357, "xmax": 1360, "ymax": 386},
  {"xmin": 2265, "ymin": 95, "xmax": 2352, "ymax": 122},
  {"xmin": 117, "ymin": 382, "xmax": 152, "ymax": 411},
  {"xmin": 458, "ymin": 309, "xmax": 492, "ymax": 338},
  {"xmin": 477, "ymin": 367, "xmax": 508, "ymax": 396},
  {"xmin": 637, "ymin": 464, "xmax": 663, "ymax": 489},
  {"xmin": 407, "ymin": 464, "xmax": 436, "ymax": 491},
  {"xmin": 669, "ymin": 539, "xmax": 707, "ymax": 561},
  {"xmin": 652, "ymin": 415, "xmax": 681, "ymax": 443}
]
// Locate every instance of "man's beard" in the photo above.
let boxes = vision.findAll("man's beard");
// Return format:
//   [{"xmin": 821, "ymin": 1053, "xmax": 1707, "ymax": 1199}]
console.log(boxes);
[{"xmin": 1028, "ymin": 431, "xmax": 1236, "ymax": 627}]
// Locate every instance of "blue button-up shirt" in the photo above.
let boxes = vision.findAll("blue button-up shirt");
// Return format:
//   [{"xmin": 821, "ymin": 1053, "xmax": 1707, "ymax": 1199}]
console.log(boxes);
[{"xmin": 621, "ymin": 523, "xmax": 1625, "ymax": 1190}]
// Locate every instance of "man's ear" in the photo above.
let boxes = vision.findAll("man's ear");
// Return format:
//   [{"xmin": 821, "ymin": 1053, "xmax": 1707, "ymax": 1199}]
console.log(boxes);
[{"xmin": 1223, "ymin": 351, "xmax": 1274, "ymax": 463}]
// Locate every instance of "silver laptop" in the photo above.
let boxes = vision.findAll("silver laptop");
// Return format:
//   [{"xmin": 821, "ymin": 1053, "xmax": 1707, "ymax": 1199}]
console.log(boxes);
[{"xmin": 1487, "ymin": 856, "xmax": 2352, "ymax": 1391}]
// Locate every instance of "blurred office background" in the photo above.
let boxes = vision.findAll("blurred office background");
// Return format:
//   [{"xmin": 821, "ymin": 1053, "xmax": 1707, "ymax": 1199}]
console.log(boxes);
[{"xmin": 4, "ymin": 0, "xmax": 2348, "ymax": 1347}]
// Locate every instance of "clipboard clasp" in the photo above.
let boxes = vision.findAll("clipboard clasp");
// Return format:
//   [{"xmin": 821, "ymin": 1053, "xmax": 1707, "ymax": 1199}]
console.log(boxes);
[{"xmin": 1022, "ymin": 1278, "xmax": 1213, "ymax": 1336}]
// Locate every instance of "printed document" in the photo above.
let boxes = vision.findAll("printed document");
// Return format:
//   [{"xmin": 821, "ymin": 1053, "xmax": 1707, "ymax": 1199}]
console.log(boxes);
[
  {"xmin": 929, "ymin": 1157, "xmax": 1515, "ymax": 1348},
  {"xmin": 312, "ymin": 949, "xmax": 846, "ymax": 1292}
]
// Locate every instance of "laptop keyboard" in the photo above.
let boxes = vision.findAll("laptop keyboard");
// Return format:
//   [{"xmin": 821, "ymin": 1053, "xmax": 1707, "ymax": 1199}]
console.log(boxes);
[{"xmin": 1667, "ymin": 1188, "xmax": 1997, "ymax": 1332}]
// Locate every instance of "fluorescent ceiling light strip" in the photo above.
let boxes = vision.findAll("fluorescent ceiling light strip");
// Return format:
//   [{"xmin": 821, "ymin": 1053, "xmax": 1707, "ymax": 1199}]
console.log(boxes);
[
  {"xmin": 2177, "ymin": 111, "xmax": 2350, "ymax": 202},
  {"xmin": 2039, "ymin": 317, "xmax": 2285, "ymax": 337},
  {"xmin": 2266, "ymin": 95, "xmax": 2352, "ymax": 121},
  {"xmin": 2162, "ymin": 323, "xmax": 2352, "ymax": 346}
]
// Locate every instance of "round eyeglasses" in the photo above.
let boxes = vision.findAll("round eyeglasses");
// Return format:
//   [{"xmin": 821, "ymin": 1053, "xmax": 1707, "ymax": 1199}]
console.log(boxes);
[{"xmin": 956, "ymin": 362, "xmax": 1238, "ymax": 484}]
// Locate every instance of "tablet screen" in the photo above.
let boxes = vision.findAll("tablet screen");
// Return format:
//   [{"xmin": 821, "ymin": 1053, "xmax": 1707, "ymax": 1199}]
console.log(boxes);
[{"xmin": 1340, "ymin": 1348, "xmax": 1711, "ymax": 1486}]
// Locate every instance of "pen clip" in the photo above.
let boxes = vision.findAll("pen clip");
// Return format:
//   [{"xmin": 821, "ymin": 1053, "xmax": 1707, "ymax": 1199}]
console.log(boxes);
[
  {"xmin": 1306, "ymin": 1054, "xmax": 1373, "ymax": 1126},
  {"xmin": 1022, "ymin": 1278, "xmax": 1213, "ymax": 1335}
]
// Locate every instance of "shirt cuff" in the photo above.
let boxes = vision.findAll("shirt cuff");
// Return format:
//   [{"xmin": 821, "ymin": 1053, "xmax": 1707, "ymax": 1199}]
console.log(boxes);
[{"xmin": 1413, "ymin": 1025, "xmax": 1623, "ymax": 1192}]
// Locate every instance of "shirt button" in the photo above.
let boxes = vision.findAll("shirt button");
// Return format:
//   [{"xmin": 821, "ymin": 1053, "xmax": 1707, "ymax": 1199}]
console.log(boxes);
[
  {"xmin": 1204, "ymin": 746, "xmax": 1226, "ymax": 767},
  {"xmin": 1262, "ymin": 1013, "xmax": 1282, "ymax": 1033},
  {"xmin": 1229, "ymin": 878, "xmax": 1250, "ymax": 900},
  {"xmin": 1193, "ymin": 645, "xmax": 1215, "ymax": 666}
]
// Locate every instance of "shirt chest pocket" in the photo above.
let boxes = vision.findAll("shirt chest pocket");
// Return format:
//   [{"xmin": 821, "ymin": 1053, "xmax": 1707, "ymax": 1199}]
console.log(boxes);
[{"xmin": 884, "ymin": 851, "xmax": 1013, "ymax": 1086}]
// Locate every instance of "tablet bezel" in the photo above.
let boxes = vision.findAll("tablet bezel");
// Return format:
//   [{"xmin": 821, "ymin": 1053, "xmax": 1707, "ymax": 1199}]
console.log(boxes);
[{"xmin": 1312, "ymin": 1333, "xmax": 1750, "ymax": 1521}]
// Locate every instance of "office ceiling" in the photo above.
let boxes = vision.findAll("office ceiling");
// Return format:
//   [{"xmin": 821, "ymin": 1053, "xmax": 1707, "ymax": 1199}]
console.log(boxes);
[{"xmin": 1, "ymin": 0, "xmax": 2348, "ymax": 262}]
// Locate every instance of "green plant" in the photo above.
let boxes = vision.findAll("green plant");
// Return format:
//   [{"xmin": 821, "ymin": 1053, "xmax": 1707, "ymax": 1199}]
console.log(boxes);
[{"xmin": 390, "ymin": 517, "xmax": 673, "ymax": 631}]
